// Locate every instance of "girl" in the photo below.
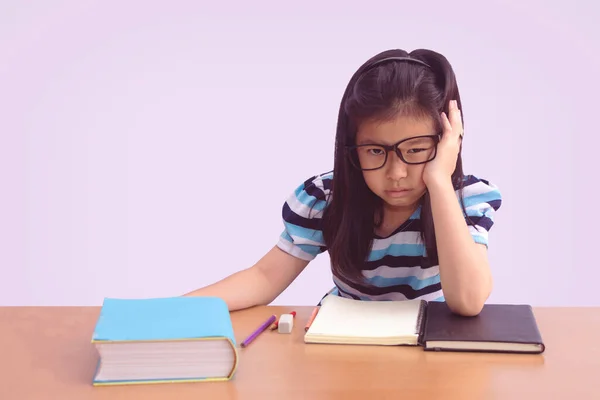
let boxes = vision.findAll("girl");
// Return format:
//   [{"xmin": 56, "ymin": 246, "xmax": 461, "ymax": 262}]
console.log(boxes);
[{"xmin": 185, "ymin": 48, "xmax": 501, "ymax": 316}]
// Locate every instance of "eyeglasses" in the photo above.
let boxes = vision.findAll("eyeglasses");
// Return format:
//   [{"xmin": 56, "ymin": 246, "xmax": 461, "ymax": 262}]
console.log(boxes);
[{"xmin": 346, "ymin": 134, "xmax": 440, "ymax": 171}]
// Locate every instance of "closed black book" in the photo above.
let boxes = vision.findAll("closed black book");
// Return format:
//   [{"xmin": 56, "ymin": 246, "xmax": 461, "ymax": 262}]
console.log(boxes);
[{"xmin": 419, "ymin": 302, "xmax": 545, "ymax": 354}]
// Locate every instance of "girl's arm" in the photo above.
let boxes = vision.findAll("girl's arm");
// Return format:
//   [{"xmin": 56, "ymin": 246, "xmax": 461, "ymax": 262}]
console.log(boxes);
[
  {"xmin": 423, "ymin": 101, "xmax": 494, "ymax": 316},
  {"xmin": 427, "ymin": 177, "xmax": 492, "ymax": 316},
  {"xmin": 183, "ymin": 246, "xmax": 309, "ymax": 311}
]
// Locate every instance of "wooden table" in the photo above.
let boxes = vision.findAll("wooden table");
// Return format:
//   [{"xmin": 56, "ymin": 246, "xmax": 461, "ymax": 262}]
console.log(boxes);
[{"xmin": 1, "ymin": 305, "xmax": 598, "ymax": 399}]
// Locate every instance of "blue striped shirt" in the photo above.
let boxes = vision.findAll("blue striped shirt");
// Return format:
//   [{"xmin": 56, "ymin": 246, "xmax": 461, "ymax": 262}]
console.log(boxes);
[{"xmin": 276, "ymin": 171, "xmax": 502, "ymax": 302}]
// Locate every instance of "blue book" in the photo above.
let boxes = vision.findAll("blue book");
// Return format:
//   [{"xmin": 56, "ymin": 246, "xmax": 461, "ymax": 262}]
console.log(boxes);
[{"xmin": 91, "ymin": 296, "xmax": 238, "ymax": 386}]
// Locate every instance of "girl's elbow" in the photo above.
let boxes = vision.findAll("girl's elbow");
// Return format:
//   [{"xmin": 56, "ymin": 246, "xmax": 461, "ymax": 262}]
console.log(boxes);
[
  {"xmin": 448, "ymin": 300, "xmax": 484, "ymax": 317},
  {"xmin": 449, "ymin": 274, "xmax": 493, "ymax": 316},
  {"xmin": 447, "ymin": 289, "xmax": 490, "ymax": 316}
]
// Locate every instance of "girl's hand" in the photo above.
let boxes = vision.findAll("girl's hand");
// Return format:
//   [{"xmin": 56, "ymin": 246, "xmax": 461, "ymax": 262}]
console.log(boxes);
[{"xmin": 423, "ymin": 99, "xmax": 464, "ymax": 187}]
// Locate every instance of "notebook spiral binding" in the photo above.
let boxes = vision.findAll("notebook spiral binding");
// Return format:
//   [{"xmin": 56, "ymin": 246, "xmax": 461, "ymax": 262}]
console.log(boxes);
[{"xmin": 415, "ymin": 300, "xmax": 428, "ymax": 339}]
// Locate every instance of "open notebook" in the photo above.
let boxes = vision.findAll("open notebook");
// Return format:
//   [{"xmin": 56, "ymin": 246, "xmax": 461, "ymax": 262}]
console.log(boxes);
[
  {"xmin": 304, "ymin": 295, "xmax": 545, "ymax": 354},
  {"xmin": 304, "ymin": 295, "xmax": 426, "ymax": 345},
  {"xmin": 91, "ymin": 296, "xmax": 238, "ymax": 385}
]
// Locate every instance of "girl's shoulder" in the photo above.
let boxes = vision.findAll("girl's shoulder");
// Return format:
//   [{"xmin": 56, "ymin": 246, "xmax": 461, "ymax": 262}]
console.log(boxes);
[
  {"xmin": 287, "ymin": 170, "xmax": 333, "ymax": 204},
  {"xmin": 278, "ymin": 172, "xmax": 332, "ymax": 260},
  {"xmin": 282, "ymin": 171, "xmax": 333, "ymax": 222},
  {"xmin": 297, "ymin": 170, "xmax": 334, "ymax": 197},
  {"xmin": 460, "ymin": 174, "xmax": 502, "ymax": 211}
]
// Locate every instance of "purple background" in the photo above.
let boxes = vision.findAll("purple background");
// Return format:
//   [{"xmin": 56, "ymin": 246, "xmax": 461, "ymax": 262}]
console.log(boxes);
[{"xmin": 1, "ymin": 1, "xmax": 597, "ymax": 306}]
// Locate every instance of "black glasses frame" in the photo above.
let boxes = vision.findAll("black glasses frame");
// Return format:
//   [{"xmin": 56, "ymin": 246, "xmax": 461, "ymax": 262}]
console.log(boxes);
[{"xmin": 346, "ymin": 134, "xmax": 441, "ymax": 171}]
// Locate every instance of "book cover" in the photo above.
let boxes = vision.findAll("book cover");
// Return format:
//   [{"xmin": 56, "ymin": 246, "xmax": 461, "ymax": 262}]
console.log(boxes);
[
  {"xmin": 420, "ymin": 301, "xmax": 545, "ymax": 354},
  {"xmin": 91, "ymin": 296, "xmax": 238, "ymax": 385}
]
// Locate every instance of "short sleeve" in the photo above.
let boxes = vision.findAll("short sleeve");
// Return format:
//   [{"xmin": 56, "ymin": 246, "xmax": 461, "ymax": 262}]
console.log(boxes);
[
  {"xmin": 276, "ymin": 172, "xmax": 331, "ymax": 261},
  {"xmin": 461, "ymin": 175, "xmax": 502, "ymax": 247}
]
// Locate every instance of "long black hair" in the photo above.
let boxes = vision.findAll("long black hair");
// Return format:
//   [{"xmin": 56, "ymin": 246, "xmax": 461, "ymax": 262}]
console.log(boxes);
[{"xmin": 321, "ymin": 48, "xmax": 467, "ymax": 286}]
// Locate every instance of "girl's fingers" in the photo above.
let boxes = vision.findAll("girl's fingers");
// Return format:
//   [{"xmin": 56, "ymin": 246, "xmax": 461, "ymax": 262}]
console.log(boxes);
[
  {"xmin": 448, "ymin": 100, "xmax": 464, "ymax": 139},
  {"xmin": 441, "ymin": 111, "xmax": 452, "ymax": 135}
]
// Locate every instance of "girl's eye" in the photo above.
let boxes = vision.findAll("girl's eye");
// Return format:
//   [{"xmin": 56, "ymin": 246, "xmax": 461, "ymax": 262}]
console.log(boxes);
[
  {"xmin": 407, "ymin": 148, "xmax": 426, "ymax": 154},
  {"xmin": 366, "ymin": 147, "xmax": 384, "ymax": 156}
]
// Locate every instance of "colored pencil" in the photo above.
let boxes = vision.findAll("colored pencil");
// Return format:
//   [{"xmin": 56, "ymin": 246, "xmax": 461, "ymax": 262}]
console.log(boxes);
[
  {"xmin": 241, "ymin": 314, "xmax": 276, "ymax": 347},
  {"xmin": 304, "ymin": 307, "xmax": 319, "ymax": 332}
]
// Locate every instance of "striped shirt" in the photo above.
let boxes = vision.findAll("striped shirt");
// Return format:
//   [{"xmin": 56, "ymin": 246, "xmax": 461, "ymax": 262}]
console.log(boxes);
[{"xmin": 276, "ymin": 171, "xmax": 502, "ymax": 302}]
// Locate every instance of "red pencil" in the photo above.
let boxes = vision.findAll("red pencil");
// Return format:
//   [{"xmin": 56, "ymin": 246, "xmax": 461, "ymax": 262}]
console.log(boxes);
[{"xmin": 305, "ymin": 307, "xmax": 319, "ymax": 332}]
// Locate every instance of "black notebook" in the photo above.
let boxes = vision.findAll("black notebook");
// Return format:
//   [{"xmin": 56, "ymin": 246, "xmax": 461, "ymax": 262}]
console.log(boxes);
[
  {"xmin": 304, "ymin": 295, "xmax": 545, "ymax": 354},
  {"xmin": 420, "ymin": 301, "xmax": 545, "ymax": 353}
]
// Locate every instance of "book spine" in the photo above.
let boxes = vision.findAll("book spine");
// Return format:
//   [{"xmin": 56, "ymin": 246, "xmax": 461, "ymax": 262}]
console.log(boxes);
[{"xmin": 415, "ymin": 300, "xmax": 428, "ymax": 345}]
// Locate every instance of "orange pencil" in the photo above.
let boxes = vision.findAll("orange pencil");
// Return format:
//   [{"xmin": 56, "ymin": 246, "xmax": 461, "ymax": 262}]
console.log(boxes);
[
  {"xmin": 304, "ymin": 306, "xmax": 319, "ymax": 332},
  {"xmin": 270, "ymin": 311, "xmax": 296, "ymax": 330}
]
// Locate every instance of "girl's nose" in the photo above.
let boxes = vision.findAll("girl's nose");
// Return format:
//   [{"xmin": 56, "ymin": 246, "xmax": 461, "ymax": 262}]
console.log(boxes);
[{"xmin": 386, "ymin": 151, "xmax": 408, "ymax": 180}]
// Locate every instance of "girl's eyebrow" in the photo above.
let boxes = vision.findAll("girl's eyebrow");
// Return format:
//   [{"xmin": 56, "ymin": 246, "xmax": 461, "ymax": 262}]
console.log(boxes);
[
  {"xmin": 400, "ymin": 137, "xmax": 430, "ymax": 145},
  {"xmin": 357, "ymin": 136, "xmax": 431, "ymax": 146},
  {"xmin": 356, "ymin": 138, "xmax": 387, "ymax": 145}
]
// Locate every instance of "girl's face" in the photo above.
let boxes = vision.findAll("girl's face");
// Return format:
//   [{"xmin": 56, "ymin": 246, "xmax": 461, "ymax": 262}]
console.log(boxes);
[{"xmin": 355, "ymin": 114, "xmax": 436, "ymax": 213}]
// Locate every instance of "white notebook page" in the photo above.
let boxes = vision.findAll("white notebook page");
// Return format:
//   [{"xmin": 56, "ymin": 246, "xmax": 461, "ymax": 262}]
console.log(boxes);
[{"xmin": 308, "ymin": 295, "xmax": 423, "ymax": 338}]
